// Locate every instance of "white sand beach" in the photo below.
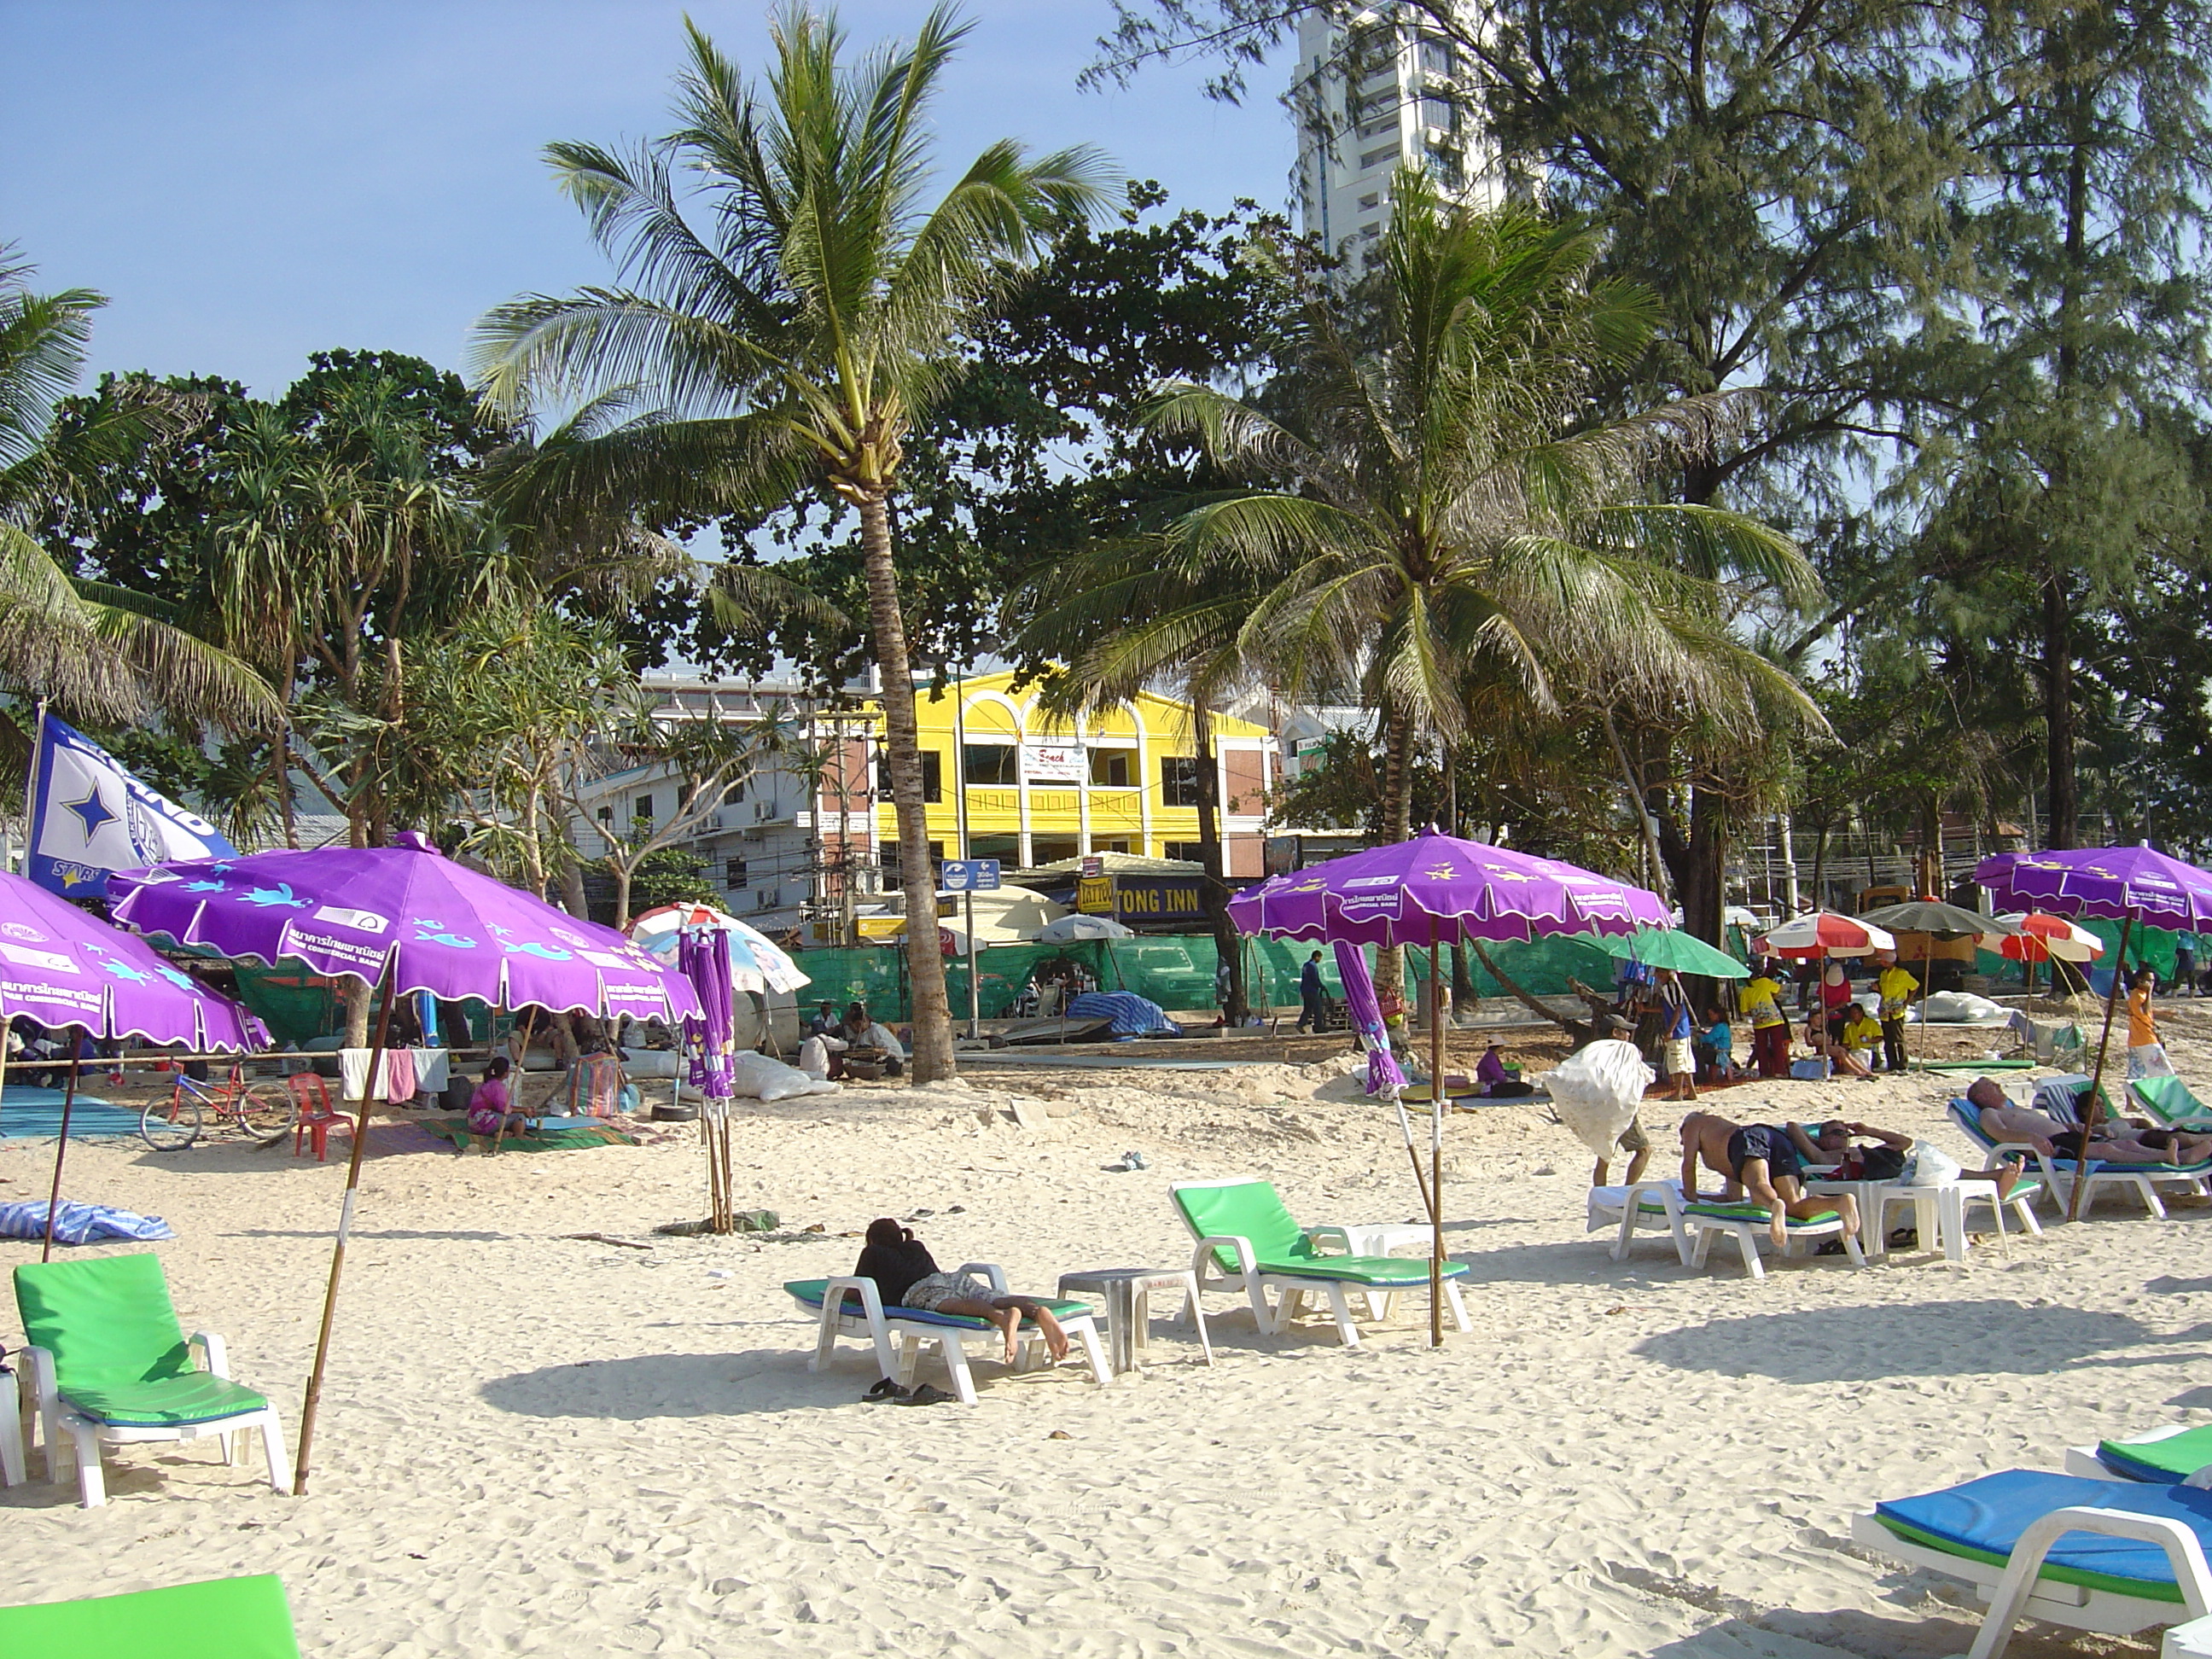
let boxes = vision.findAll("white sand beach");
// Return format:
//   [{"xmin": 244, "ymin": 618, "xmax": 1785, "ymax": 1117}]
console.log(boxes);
[{"xmin": 7, "ymin": 1008, "xmax": 2212, "ymax": 1657}]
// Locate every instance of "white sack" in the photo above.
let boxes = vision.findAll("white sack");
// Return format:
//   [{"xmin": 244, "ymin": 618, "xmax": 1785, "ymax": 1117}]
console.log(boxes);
[
  {"xmin": 728, "ymin": 1050, "xmax": 839, "ymax": 1101},
  {"xmin": 1545, "ymin": 1038, "xmax": 1656, "ymax": 1160},
  {"xmin": 1917, "ymin": 991, "xmax": 2008, "ymax": 1024}
]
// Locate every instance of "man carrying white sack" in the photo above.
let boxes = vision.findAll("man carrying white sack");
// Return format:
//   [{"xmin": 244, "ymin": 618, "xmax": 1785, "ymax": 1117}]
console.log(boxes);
[{"xmin": 1550, "ymin": 1014, "xmax": 1656, "ymax": 1185}]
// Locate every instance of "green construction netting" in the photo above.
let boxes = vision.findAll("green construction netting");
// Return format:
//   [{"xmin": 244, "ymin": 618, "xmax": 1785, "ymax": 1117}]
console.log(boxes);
[{"xmin": 791, "ymin": 925, "xmax": 1739, "ymax": 1022}]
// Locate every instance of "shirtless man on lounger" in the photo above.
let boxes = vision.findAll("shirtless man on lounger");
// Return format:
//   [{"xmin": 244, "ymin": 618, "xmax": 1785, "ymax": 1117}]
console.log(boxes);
[
  {"xmin": 1678, "ymin": 1109, "xmax": 1859, "ymax": 1250},
  {"xmin": 1978, "ymin": 1100, "xmax": 2212, "ymax": 1165}
]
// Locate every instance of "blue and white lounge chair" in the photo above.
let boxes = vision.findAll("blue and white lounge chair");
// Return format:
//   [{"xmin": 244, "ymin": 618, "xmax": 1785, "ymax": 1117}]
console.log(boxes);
[
  {"xmin": 785, "ymin": 1266, "xmax": 1107, "ymax": 1405},
  {"xmin": 1948, "ymin": 1098, "xmax": 2210, "ymax": 1220},
  {"xmin": 1856, "ymin": 1468, "xmax": 2212, "ymax": 1657}
]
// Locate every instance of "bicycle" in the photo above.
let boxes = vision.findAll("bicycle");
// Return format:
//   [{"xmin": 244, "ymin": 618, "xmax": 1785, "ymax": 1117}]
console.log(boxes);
[{"xmin": 140, "ymin": 1065, "xmax": 298, "ymax": 1151}]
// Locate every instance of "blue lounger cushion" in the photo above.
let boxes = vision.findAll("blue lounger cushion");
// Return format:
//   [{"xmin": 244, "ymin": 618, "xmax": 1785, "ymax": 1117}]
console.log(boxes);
[
  {"xmin": 785, "ymin": 1279, "xmax": 1093, "ymax": 1332},
  {"xmin": 1873, "ymin": 1469, "xmax": 2212, "ymax": 1603}
]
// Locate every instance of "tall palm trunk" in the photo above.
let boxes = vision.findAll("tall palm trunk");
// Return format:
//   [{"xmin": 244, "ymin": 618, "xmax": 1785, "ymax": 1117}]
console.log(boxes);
[
  {"xmin": 1374, "ymin": 708, "xmax": 1417, "ymax": 1009},
  {"xmin": 856, "ymin": 492, "xmax": 956, "ymax": 1083},
  {"xmin": 1190, "ymin": 701, "xmax": 1246, "ymax": 1024}
]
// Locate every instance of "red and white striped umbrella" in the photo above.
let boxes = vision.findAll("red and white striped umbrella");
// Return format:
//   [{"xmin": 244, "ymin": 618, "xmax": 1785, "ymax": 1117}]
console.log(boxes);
[
  {"xmin": 1982, "ymin": 911, "xmax": 2105, "ymax": 963},
  {"xmin": 1752, "ymin": 911, "xmax": 1897, "ymax": 959}
]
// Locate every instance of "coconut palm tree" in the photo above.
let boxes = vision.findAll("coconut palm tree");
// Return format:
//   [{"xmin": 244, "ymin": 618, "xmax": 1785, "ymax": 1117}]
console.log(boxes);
[
  {"xmin": 1069, "ymin": 181, "xmax": 1823, "ymax": 997},
  {"xmin": 474, "ymin": 7, "xmax": 1111, "ymax": 1081},
  {"xmin": 0, "ymin": 246, "xmax": 279, "ymax": 753}
]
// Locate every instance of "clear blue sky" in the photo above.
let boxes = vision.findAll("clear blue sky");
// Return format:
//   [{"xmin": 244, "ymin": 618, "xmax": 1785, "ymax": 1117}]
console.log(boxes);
[{"xmin": 2, "ymin": 2, "xmax": 1291, "ymax": 398}]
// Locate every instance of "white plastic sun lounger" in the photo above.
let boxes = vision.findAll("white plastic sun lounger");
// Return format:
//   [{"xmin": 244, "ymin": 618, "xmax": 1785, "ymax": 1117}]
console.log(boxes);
[
  {"xmin": 1586, "ymin": 1179, "xmax": 1692, "ymax": 1264},
  {"xmin": 1683, "ymin": 1201, "xmax": 1866, "ymax": 1280},
  {"xmin": 1855, "ymin": 1467, "xmax": 2212, "ymax": 1658},
  {"xmin": 786, "ymin": 1265, "xmax": 1108, "ymax": 1405},
  {"xmin": 1948, "ymin": 1098, "xmax": 2209, "ymax": 1220}
]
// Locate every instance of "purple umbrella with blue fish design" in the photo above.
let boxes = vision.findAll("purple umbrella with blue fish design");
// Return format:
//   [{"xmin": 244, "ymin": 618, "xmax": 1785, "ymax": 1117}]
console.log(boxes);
[
  {"xmin": 104, "ymin": 830, "xmax": 702, "ymax": 1496},
  {"xmin": 0, "ymin": 870, "xmax": 268, "ymax": 1260}
]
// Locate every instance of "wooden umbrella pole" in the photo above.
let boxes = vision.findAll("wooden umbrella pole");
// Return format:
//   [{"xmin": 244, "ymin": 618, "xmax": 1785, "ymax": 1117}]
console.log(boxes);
[
  {"xmin": 295, "ymin": 953, "xmax": 399, "ymax": 1496},
  {"xmin": 38, "ymin": 1040, "xmax": 82, "ymax": 1263},
  {"xmin": 2069, "ymin": 911, "xmax": 2135, "ymax": 1224},
  {"xmin": 1916, "ymin": 934, "xmax": 1933, "ymax": 1066},
  {"xmin": 1428, "ymin": 923, "xmax": 1445, "ymax": 1349}
]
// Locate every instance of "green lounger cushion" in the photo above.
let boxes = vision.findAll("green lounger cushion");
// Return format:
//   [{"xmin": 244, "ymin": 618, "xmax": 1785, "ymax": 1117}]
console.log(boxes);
[
  {"xmin": 1249, "ymin": 1254, "xmax": 1467, "ymax": 1284},
  {"xmin": 1684, "ymin": 1202, "xmax": 1843, "ymax": 1226},
  {"xmin": 2132, "ymin": 1075, "xmax": 2212, "ymax": 1128},
  {"xmin": 2098, "ymin": 1424, "xmax": 2212, "ymax": 1483},
  {"xmin": 784, "ymin": 1279, "xmax": 1094, "ymax": 1332},
  {"xmin": 1172, "ymin": 1180, "xmax": 1468, "ymax": 1283},
  {"xmin": 14, "ymin": 1254, "xmax": 269, "ymax": 1428},
  {"xmin": 0, "ymin": 1574, "xmax": 300, "ymax": 1658}
]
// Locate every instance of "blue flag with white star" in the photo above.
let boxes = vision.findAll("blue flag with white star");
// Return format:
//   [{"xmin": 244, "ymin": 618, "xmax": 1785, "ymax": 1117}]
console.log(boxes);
[{"xmin": 28, "ymin": 714, "xmax": 238, "ymax": 897}]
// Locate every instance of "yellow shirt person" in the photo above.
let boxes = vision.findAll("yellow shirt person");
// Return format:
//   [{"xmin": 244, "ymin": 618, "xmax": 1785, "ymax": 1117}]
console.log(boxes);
[
  {"xmin": 1742, "ymin": 974, "xmax": 1785, "ymax": 1029},
  {"xmin": 1877, "ymin": 963, "xmax": 1918, "ymax": 1021}
]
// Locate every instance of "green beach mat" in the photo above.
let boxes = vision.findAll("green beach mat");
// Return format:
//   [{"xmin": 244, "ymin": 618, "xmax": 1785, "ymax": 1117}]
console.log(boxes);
[
  {"xmin": 0, "ymin": 1574, "xmax": 300, "ymax": 1657},
  {"xmin": 422, "ymin": 1117, "xmax": 639, "ymax": 1153},
  {"xmin": 1914, "ymin": 1059, "xmax": 2039, "ymax": 1072}
]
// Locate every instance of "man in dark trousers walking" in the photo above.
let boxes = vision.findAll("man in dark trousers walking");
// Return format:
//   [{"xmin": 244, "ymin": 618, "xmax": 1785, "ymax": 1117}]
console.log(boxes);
[{"xmin": 1296, "ymin": 951, "xmax": 1327, "ymax": 1033}]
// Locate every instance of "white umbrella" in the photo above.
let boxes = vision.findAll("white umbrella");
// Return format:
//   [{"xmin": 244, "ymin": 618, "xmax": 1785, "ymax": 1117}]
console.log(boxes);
[
  {"xmin": 627, "ymin": 902, "xmax": 811, "ymax": 994},
  {"xmin": 1033, "ymin": 914, "xmax": 1135, "ymax": 942},
  {"xmin": 1752, "ymin": 911, "xmax": 1896, "ymax": 958}
]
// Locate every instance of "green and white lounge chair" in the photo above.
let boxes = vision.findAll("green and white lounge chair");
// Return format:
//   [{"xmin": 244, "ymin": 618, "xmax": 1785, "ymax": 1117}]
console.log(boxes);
[
  {"xmin": 1683, "ymin": 1201, "xmax": 1866, "ymax": 1279},
  {"xmin": 785, "ymin": 1265, "xmax": 1108, "ymax": 1404},
  {"xmin": 2062, "ymin": 1423, "xmax": 2212, "ymax": 1485},
  {"xmin": 1169, "ymin": 1177, "xmax": 1470, "ymax": 1348},
  {"xmin": 1586, "ymin": 1179, "xmax": 1692, "ymax": 1264},
  {"xmin": 14, "ymin": 1254, "xmax": 289, "ymax": 1508},
  {"xmin": 2133, "ymin": 1075, "xmax": 2212, "ymax": 1131},
  {"xmin": 0, "ymin": 1575, "xmax": 299, "ymax": 1658},
  {"xmin": 1855, "ymin": 1468, "xmax": 2212, "ymax": 1658}
]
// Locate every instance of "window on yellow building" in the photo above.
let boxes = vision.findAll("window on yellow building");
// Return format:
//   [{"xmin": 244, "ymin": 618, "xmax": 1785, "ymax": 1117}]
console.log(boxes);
[
  {"xmin": 875, "ymin": 750, "xmax": 943, "ymax": 803},
  {"xmin": 963, "ymin": 743, "xmax": 1018, "ymax": 786},
  {"xmin": 1160, "ymin": 755, "xmax": 1204, "ymax": 807},
  {"xmin": 1088, "ymin": 748, "xmax": 1135, "ymax": 787},
  {"xmin": 1163, "ymin": 841, "xmax": 1208, "ymax": 864}
]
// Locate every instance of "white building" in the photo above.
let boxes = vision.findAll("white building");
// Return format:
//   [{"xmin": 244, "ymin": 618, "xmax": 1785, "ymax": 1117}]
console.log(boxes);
[{"xmin": 1292, "ymin": 3, "xmax": 1505, "ymax": 256}]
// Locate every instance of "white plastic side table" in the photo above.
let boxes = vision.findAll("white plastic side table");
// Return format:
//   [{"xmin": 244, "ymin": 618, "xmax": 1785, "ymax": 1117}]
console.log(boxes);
[
  {"xmin": 1055, "ymin": 1267, "xmax": 1215, "ymax": 1375},
  {"xmin": 1808, "ymin": 1179, "xmax": 1969, "ymax": 1262}
]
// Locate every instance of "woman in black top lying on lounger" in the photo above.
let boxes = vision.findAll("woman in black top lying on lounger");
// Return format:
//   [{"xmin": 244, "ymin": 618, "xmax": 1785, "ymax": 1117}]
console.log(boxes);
[{"xmin": 854, "ymin": 1219, "xmax": 1071, "ymax": 1365}]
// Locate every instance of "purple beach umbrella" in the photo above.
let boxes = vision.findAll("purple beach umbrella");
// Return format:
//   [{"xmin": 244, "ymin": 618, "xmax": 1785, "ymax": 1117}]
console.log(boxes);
[
  {"xmin": 0, "ymin": 870, "xmax": 268, "ymax": 1261},
  {"xmin": 104, "ymin": 832, "xmax": 703, "ymax": 1497},
  {"xmin": 1234, "ymin": 830, "xmax": 1668, "ymax": 1346},
  {"xmin": 1976, "ymin": 843, "xmax": 2212, "ymax": 1219}
]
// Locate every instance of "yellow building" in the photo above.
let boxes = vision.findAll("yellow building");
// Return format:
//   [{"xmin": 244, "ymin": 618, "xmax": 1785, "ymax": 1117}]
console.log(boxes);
[{"xmin": 867, "ymin": 671, "xmax": 1276, "ymax": 879}]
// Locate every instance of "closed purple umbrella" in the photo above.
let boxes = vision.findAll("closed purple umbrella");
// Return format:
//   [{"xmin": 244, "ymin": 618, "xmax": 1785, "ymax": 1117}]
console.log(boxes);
[
  {"xmin": 678, "ymin": 927, "xmax": 736, "ymax": 1101},
  {"xmin": 678, "ymin": 927, "xmax": 740, "ymax": 1233},
  {"xmin": 0, "ymin": 870, "xmax": 268, "ymax": 1262},
  {"xmin": 1977, "ymin": 844, "xmax": 2212, "ymax": 1220},
  {"xmin": 105, "ymin": 832, "xmax": 702, "ymax": 1497}
]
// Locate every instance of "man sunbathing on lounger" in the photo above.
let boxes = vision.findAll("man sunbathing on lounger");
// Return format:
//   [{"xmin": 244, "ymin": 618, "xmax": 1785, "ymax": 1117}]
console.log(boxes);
[
  {"xmin": 1678, "ymin": 1110, "xmax": 1858, "ymax": 1249},
  {"xmin": 1802, "ymin": 1120, "xmax": 2027, "ymax": 1202},
  {"xmin": 1976, "ymin": 1101, "xmax": 2212, "ymax": 1165}
]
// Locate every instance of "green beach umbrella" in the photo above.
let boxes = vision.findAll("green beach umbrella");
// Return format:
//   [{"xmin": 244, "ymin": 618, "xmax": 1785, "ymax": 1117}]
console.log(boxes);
[{"xmin": 1593, "ymin": 926, "xmax": 1750, "ymax": 979}]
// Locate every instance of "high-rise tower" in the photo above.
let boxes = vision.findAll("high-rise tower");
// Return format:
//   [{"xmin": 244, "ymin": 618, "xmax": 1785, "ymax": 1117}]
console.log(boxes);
[{"xmin": 1292, "ymin": 4, "xmax": 1503, "ymax": 254}]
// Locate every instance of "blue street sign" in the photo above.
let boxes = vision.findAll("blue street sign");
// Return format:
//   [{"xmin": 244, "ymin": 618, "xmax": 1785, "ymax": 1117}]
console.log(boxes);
[{"xmin": 938, "ymin": 858, "xmax": 1002, "ymax": 894}]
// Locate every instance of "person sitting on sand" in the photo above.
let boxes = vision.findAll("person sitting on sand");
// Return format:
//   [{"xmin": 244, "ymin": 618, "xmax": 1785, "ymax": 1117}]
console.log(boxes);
[
  {"xmin": 1694, "ymin": 1009, "xmax": 1734, "ymax": 1084},
  {"xmin": 837, "ymin": 1004, "xmax": 908, "ymax": 1078},
  {"xmin": 467, "ymin": 1056, "xmax": 528, "ymax": 1138},
  {"xmin": 1840, "ymin": 1006, "xmax": 1883, "ymax": 1070},
  {"xmin": 853, "ymin": 1219, "xmax": 1071, "ymax": 1367},
  {"xmin": 1475, "ymin": 1037, "xmax": 1534, "ymax": 1097},
  {"xmin": 1680, "ymin": 1111, "xmax": 1859, "ymax": 1249}
]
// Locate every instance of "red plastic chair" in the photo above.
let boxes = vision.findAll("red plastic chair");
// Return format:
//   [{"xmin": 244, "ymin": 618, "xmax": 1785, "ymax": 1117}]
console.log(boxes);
[{"xmin": 288, "ymin": 1073, "xmax": 349, "ymax": 1161}]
